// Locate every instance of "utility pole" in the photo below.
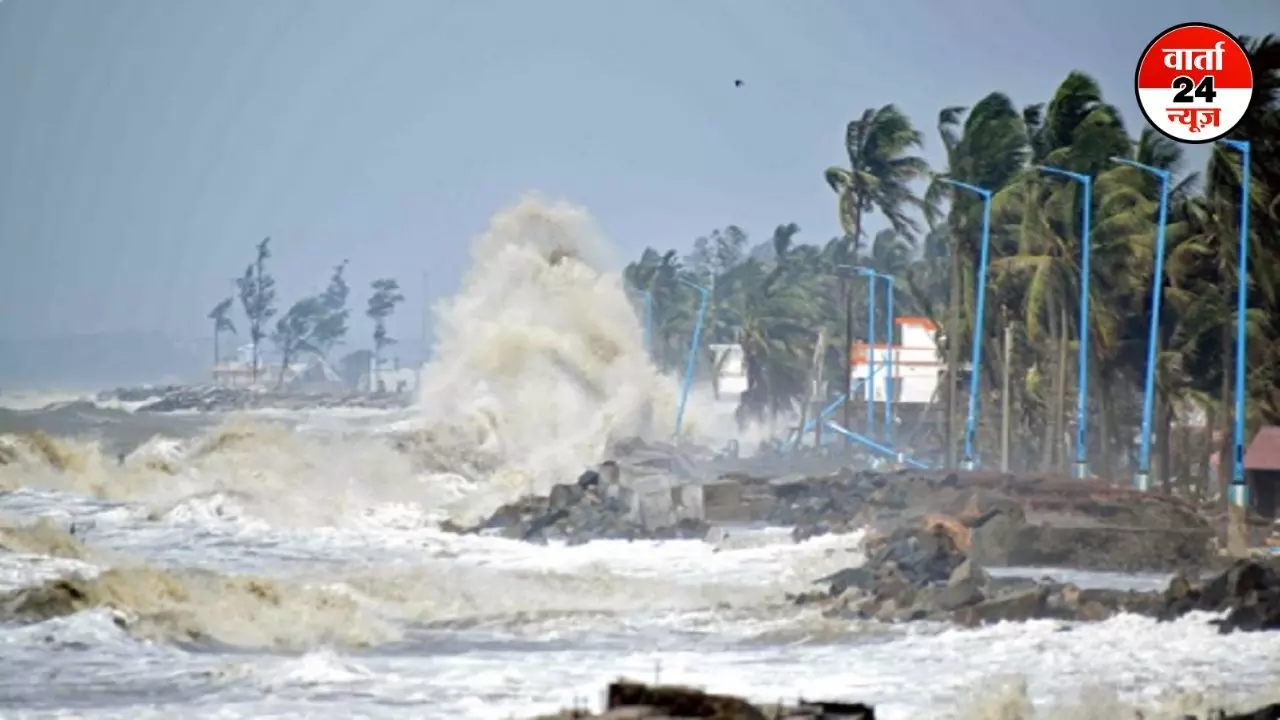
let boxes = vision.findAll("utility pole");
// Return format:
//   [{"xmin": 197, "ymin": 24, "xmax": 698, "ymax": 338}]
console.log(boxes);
[
  {"xmin": 1001, "ymin": 320, "xmax": 1013, "ymax": 473},
  {"xmin": 796, "ymin": 330, "xmax": 826, "ymax": 452},
  {"xmin": 813, "ymin": 331, "xmax": 827, "ymax": 449},
  {"xmin": 842, "ymin": 276, "xmax": 854, "ymax": 448}
]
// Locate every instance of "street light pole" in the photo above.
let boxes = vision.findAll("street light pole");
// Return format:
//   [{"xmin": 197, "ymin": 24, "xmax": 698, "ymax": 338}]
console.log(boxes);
[
  {"xmin": 855, "ymin": 267, "xmax": 897, "ymax": 446},
  {"xmin": 1219, "ymin": 139, "xmax": 1251, "ymax": 513},
  {"xmin": 673, "ymin": 277, "xmax": 711, "ymax": 440},
  {"xmin": 867, "ymin": 273, "xmax": 876, "ymax": 438},
  {"xmin": 938, "ymin": 178, "xmax": 994, "ymax": 471},
  {"xmin": 1110, "ymin": 157, "xmax": 1171, "ymax": 492},
  {"xmin": 884, "ymin": 274, "xmax": 895, "ymax": 446},
  {"xmin": 1033, "ymin": 165, "xmax": 1094, "ymax": 480}
]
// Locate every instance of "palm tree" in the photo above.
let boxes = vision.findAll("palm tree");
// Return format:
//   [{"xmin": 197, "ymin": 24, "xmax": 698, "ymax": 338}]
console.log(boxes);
[
  {"xmin": 737, "ymin": 224, "xmax": 817, "ymax": 424},
  {"xmin": 925, "ymin": 92, "xmax": 1030, "ymax": 467},
  {"xmin": 207, "ymin": 298, "xmax": 236, "ymax": 367},
  {"xmin": 824, "ymin": 104, "xmax": 930, "ymax": 259},
  {"xmin": 616, "ymin": 61, "xmax": 1280, "ymax": 478}
]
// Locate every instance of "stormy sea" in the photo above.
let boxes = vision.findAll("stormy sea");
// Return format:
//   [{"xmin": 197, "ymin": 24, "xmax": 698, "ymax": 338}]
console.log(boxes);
[{"xmin": 1, "ymin": 199, "xmax": 1278, "ymax": 720}]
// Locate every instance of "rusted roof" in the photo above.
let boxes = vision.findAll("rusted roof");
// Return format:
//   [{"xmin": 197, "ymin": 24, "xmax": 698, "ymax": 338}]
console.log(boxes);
[{"xmin": 1244, "ymin": 426, "xmax": 1280, "ymax": 471}]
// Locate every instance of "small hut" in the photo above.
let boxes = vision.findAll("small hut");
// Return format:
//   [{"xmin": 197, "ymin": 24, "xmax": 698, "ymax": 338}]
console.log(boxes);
[{"xmin": 1242, "ymin": 426, "xmax": 1280, "ymax": 521}]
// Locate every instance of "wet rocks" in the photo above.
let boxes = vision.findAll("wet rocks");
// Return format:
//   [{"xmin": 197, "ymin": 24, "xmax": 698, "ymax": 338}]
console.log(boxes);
[
  {"xmin": 465, "ymin": 466, "xmax": 710, "ymax": 544},
  {"xmin": 948, "ymin": 488, "xmax": 1215, "ymax": 573},
  {"xmin": 94, "ymin": 385, "xmax": 413, "ymax": 413},
  {"xmin": 767, "ymin": 470, "xmax": 1218, "ymax": 571},
  {"xmin": 531, "ymin": 680, "xmax": 1280, "ymax": 720},
  {"xmin": 531, "ymin": 679, "xmax": 875, "ymax": 719},
  {"xmin": 803, "ymin": 513, "xmax": 1280, "ymax": 633},
  {"xmin": 1158, "ymin": 557, "xmax": 1280, "ymax": 633}
]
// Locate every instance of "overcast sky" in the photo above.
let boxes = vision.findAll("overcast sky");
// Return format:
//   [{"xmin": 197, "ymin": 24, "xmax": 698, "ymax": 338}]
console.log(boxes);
[{"xmin": 0, "ymin": 0, "xmax": 1275, "ymax": 343}]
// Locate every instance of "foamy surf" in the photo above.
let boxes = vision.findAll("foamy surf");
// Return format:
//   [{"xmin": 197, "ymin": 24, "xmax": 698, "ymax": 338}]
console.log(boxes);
[{"xmin": 1, "ymin": 198, "xmax": 1278, "ymax": 719}]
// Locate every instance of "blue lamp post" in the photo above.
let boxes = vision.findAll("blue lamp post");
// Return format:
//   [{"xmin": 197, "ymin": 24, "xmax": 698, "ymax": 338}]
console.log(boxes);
[
  {"xmin": 867, "ymin": 273, "xmax": 876, "ymax": 437},
  {"xmin": 938, "ymin": 178, "xmax": 994, "ymax": 471},
  {"xmin": 1110, "ymin": 157, "xmax": 1171, "ymax": 492},
  {"xmin": 855, "ymin": 267, "xmax": 897, "ymax": 446},
  {"xmin": 673, "ymin": 277, "xmax": 711, "ymax": 439},
  {"xmin": 1220, "ymin": 139, "xmax": 1251, "ymax": 511},
  {"xmin": 1033, "ymin": 165, "xmax": 1094, "ymax": 480}
]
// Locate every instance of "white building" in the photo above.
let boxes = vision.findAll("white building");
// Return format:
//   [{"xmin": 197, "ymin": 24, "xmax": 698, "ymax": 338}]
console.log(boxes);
[
  {"xmin": 850, "ymin": 316, "xmax": 945, "ymax": 405},
  {"xmin": 360, "ymin": 356, "xmax": 420, "ymax": 394}
]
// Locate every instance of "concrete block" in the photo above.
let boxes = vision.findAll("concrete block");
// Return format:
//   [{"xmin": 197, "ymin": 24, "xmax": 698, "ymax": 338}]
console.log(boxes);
[
  {"xmin": 702, "ymin": 481, "xmax": 748, "ymax": 523},
  {"xmin": 669, "ymin": 484, "xmax": 705, "ymax": 522},
  {"xmin": 637, "ymin": 489, "xmax": 676, "ymax": 531}
]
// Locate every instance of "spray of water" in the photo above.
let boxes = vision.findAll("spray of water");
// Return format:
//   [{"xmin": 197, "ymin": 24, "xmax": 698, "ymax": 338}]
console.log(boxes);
[{"xmin": 405, "ymin": 196, "xmax": 687, "ymax": 524}]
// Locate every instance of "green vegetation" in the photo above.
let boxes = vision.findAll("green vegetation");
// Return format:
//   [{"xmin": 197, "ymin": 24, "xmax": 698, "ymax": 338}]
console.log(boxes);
[
  {"xmin": 625, "ymin": 35, "xmax": 1280, "ymax": 488},
  {"xmin": 216, "ymin": 244, "xmax": 405, "ymax": 388},
  {"xmin": 235, "ymin": 237, "xmax": 277, "ymax": 383},
  {"xmin": 366, "ymin": 278, "xmax": 406, "ymax": 390}
]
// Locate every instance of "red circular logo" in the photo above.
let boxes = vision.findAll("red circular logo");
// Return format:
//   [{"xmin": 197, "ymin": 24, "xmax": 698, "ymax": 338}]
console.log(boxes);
[{"xmin": 1135, "ymin": 22, "xmax": 1253, "ymax": 144}]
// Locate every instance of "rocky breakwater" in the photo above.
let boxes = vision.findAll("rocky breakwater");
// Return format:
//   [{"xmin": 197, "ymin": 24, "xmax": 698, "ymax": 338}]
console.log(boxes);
[
  {"xmin": 532, "ymin": 679, "xmax": 874, "ymax": 719},
  {"xmin": 97, "ymin": 385, "xmax": 414, "ymax": 413},
  {"xmin": 796, "ymin": 514, "xmax": 1280, "ymax": 633},
  {"xmin": 733, "ymin": 468, "xmax": 1216, "ymax": 573},
  {"xmin": 528, "ymin": 680, "xmax": 1280, "ymax": 719},
  {"xmin": 455, "ymin": 461, "xmax": 710, "ymax": 544}
]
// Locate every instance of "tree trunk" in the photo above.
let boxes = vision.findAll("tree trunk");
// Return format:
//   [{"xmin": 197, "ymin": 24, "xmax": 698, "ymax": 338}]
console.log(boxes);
[
  {"xmin": 213, "ymin": 328, "xmax": 220, "ymax": 367},
  {"xmin": 1218, "ymin": 319, "xmax": 1233, "ymax": 497},
  {"xmin": 1203, "ymin": 401, "xmax": 1217, "ymax": 499},
  {"xmin": 1034, "ymin": 307, "xmax": 1054, "ymax": 471},
  {"xmin": 842, "ymin": 277, "xmax": 854, "ymax": 449},
  {"xmin": 944, "ymin": 231, "xmax": 962, "ymax": 469},
  {"xmin": 1040, "ymin": 303, "xmax": 1061, "ymax": 472},
  {"xmin": 277, "ymin": 349, "xmax": 291, "ymax": 390},
  {"xmin": 1099, "ymin": 374, "xmax": 1115, "ymax": 480},
  {"xmin": 1052, "ymin": 305, "xmax": 1070, "ymax": 473},
  {"xmin": 841, "ymin": 213, "xmax": 862, "ymax": 453},
  {"xmin": 251, "ymin": 339, "xmax": 260, "ymax": 385},
  {"xmin": 1156, "ymin": 395, "xmax": 1173, "ymax": 492}
]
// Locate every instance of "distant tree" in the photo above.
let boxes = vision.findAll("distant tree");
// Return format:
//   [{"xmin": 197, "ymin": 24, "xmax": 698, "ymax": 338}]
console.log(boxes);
[
  {"xmin": 314, "ymin": 259, "xmax": 350, "ymax": 357},
  {"xmin": 337, "ymin": 348, "xmax": 375, "ymax": 389},
  {"xmin": 269, "ymin": 261, "xmax": 353, "ymax": 388},
  {"xmin": 235, "ymin": 238, "xmax": 277, "ymax": 383},
  {"xmin": 271, "ymin": 297, "xmax": 325, "ymax": 388},
  {"xmin": 206, "ymin": 297, "xmax": 236, "ymax": 365},
  {"xmin": 366, "ymin": 278, "xmax": 405, "ymax": 391}
]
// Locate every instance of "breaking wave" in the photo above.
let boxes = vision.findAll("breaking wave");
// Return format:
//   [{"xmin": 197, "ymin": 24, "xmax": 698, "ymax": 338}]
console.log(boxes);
[
  {"xmin": 408, "ymin": 197, "xmax": 687, "ymax": 524},
  {"xmin": 1, "ymin": 198, "xmax": 753, "ymax": 529},
  {"xmin": 0, "ymin": 566, "xmax": 398, "ymax": 650},
  {"xmin": 0, "ymin": 425, "xmax": 439, "ymax": 527}
]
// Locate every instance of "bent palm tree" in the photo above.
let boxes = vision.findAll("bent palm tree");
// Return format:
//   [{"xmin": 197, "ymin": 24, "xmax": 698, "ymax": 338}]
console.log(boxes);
[
  {"xmin": 824, "ymin": 104, "xmax": 929, "ymax": 259},
  {"xmin": 207, "ymin": 298, "xmax": 236, "ymax": 366}
]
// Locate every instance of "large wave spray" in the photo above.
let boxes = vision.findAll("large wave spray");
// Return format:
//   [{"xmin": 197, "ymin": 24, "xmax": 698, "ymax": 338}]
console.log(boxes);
[{"xmin": 408, "ymin": 197, "xmax": 684, "ymax": 524}]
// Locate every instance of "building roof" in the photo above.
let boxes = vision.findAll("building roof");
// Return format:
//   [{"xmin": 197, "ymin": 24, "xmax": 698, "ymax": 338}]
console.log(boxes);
[
  {"xmin": 896, "ymin": 317, "xmax": 937, "ymax": 329},
  {"xmin": 1244, "ymin": 426, "xmax": 1280, "ymax": 471}
]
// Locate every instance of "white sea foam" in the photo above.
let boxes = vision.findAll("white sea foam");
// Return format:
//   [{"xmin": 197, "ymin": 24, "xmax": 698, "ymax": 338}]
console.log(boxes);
[{"xmin": 0, "ymin": 199, "xmax": 1276, "ymax": 719}]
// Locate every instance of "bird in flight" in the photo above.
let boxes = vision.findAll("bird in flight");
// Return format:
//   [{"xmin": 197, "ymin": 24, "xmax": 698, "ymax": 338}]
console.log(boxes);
[{"xmin": 734, "ymin": 79, "xmax": 744, "ymax": 87}]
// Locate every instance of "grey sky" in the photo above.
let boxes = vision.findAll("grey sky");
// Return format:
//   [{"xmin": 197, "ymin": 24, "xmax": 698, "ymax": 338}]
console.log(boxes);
[{"xmin": 0, "ymin": 0, "xmax": 1275, "ymax": 343}]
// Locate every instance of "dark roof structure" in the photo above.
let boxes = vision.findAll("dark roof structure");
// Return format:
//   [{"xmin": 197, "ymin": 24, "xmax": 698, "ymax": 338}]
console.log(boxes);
[{"xmin": 1243, "ymin": 426, "xmax": 1280, "ymax": 471}]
